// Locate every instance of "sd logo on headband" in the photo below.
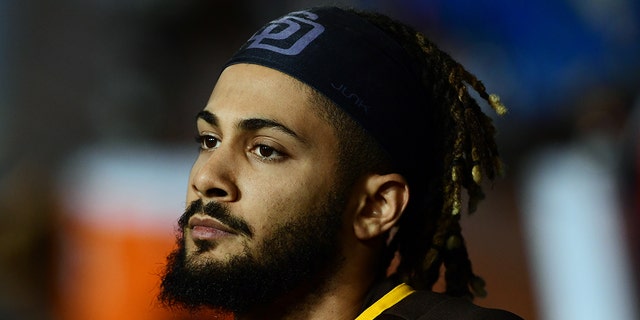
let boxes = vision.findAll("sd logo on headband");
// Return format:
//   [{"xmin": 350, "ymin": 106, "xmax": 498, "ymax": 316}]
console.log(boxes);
[{"xmin": 246, "ymin": 11, "xmax": 325, "ymax": 56}]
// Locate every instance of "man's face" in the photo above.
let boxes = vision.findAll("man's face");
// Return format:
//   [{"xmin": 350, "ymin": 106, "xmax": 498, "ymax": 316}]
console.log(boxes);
[{"xmin": 160, "ymin": 63, "xmax": 349, "ymax": 312}]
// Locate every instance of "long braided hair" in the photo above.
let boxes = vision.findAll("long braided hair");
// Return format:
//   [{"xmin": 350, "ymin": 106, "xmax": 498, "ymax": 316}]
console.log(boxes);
[{"xmin": 323, "ymin": 8, "xmax": 508, "ymax": 300}]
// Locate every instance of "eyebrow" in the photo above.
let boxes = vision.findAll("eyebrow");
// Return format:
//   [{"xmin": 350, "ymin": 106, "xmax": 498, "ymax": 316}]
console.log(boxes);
[
  {"xmin": 195, "ymin": 110, "xmax": 306, "ymax": 144},
  {"xmin": 196, "ymin": 110, "xmax": 217, "ymax": 125}
]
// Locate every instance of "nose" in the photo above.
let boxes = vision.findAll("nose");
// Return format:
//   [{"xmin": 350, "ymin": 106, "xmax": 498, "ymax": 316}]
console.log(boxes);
[{"xmin": 190, "ymin": 151, "xmax": 239, "ymax": 202}]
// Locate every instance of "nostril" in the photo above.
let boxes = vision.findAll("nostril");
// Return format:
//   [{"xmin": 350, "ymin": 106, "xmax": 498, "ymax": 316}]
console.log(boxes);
[{"xmin": 206, "ymin": 188, "xmax": 228, "ymax": 198}]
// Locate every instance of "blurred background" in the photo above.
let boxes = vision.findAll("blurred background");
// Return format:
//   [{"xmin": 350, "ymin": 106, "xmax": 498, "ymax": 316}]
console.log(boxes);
[{"xmin": 1, "ymin": 0, "xmax": 638, "ymax": 319}]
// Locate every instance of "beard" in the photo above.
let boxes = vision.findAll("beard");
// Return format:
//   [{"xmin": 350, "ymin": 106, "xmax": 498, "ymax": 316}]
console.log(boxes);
[{"xmin": 158, "ymin": 190, "xmax": 347, "ymax": 314}]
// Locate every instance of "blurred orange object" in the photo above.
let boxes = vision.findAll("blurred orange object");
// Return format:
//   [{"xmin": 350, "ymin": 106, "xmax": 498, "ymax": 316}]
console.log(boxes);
[{"xmin": 54, "ymin": 147, "xmax": 234, "ymax": 320}]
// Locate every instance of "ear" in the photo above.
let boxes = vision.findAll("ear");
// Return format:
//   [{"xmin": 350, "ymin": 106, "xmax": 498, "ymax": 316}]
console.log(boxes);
[{"xmin": 353, "ymin": 173, "xmax": 409, "ymax": 240}]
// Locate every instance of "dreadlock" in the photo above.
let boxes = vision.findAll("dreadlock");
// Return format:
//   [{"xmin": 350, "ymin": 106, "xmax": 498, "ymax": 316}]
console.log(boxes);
[{"xmin": 336, "ymin": 9, "xmax": 507, "ymax": 300}]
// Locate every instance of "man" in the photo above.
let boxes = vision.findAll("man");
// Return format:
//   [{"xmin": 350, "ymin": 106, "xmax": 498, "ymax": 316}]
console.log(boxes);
[{"xmin": 159, "ymin": 6, "xmax": 523, "ymax": 320}]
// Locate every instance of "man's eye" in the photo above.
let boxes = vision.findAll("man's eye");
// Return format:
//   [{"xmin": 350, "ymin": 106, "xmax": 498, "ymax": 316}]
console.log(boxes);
[
  {"xmin": 252, "ymin": 144, "xmax": 285, "ymax": 161},
  {"xmin": 195, "ymin": 135, "xmax": 220, "ymax": 150},
  {"xmin": 257, "ymin": 145, "xmax": 275, "ymax": 158}
]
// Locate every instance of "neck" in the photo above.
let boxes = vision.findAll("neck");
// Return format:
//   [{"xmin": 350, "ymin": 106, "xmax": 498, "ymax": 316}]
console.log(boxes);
[{"xmin": 235, "ymin": 268, "xmax": 376, "ymax": 320}]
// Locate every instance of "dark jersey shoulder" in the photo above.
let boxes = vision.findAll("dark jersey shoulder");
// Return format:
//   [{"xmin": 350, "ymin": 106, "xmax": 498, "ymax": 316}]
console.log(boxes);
[{"xmin": 376, "ymin": 290, "xmax": 523, "ymax": 320}]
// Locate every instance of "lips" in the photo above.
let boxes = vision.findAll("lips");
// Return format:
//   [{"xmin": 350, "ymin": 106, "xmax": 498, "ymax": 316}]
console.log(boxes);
[{"xmin": 188, "ymin": 215, "xmax": 236, "ymax": 240}]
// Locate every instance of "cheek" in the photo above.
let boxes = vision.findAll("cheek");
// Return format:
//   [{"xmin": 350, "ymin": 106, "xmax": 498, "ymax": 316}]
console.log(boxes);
[{"xmin": 249, "ymin": 179, "xmax": 332, "ymax": 227}]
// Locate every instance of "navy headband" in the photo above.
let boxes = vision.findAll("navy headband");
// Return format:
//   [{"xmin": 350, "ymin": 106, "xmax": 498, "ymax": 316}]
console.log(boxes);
[{"xmin": 225, "ymin": 7, "xmax": 432, "ymax": 178}]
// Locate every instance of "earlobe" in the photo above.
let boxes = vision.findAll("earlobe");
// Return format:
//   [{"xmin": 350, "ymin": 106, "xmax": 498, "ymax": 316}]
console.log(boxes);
[{"xmin": 353, "ymin": 173, "xmax": 409, "ymax": 240}]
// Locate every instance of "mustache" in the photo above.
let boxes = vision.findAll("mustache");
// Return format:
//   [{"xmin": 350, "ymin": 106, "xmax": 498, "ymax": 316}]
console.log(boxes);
[{"xmin": 178, "ymin": 199, "xmax": 254, "ymax": 238}]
